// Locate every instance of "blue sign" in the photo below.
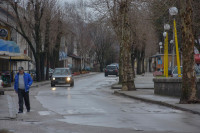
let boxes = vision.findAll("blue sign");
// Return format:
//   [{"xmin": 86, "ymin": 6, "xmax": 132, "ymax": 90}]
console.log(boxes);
[
  {"xmin": 158, "ymin": 59, "xmax": 162, "ymax": 64},
  {"xmin": 59, "ymin": 51, "xmax": 67, "ymax": 61},
  {"xmin": 0, "ymin": 29, "xmax": 8, "ymax": 38}
]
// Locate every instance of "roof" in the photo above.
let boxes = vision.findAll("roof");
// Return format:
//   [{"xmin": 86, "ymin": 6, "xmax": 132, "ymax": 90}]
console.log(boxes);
[
  {"xmin": 0, "ymin": 39, "xmax": 20, "ymax": 56},
  {"xmin": 0, "ymin": 54, "xmax": 32, "ymax": 61},
  {"xmin": 68, "ymin": 54, "xmax": 81, "ymax": 60}
]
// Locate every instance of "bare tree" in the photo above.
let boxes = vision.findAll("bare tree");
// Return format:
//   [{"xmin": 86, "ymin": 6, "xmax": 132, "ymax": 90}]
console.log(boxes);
[
  {"xmin": 63, "ymin": 1, "xmax": 95, "ymax": 71},
  {"xmin": 5, "ymin": 0, "xmax": 46, "ymax": 81},
  {"xmin": 105, "ymin": 0, "xmax": 135, "ymax": 90},
  {"xmin": 179, "ymin": 0, "xmax": 199, "ymax": 103},
  {"xmin": 43, "ymin": 0, "xmax": 58, "ymax": 80},
  {"xmin": 89, "ymin": 23, "xmax": 116, "ymax": 72}
]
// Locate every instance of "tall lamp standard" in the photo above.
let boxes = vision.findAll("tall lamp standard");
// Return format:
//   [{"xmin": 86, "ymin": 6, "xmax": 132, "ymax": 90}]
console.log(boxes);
[
  {"xmin": 170, "ymin": 40, "xmax": 174, "ymax": 70},
  {"xmin": 159, "ymin": 42, "xmax": 163, "ymax": 54},
  {"xmin": 163, "ymin": 24, "xmax": 170, "ymax": 77},
  {"xmin": 169, "ymin": 7, "xmax": 181, "ymax": 77}
]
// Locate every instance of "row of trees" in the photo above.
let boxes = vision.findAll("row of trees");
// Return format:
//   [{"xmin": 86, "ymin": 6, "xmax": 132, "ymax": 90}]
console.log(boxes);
[
  {"xmin": 3, "ymin": 0, "xmax": 118, "ymax": 81},
  {"xmin": 4, "ymin": 0, "xmax": 199, "ymax": 103},
  {"xmin": 90, "ymin": 0, "xmax": 200, "ymax": 103},
  {"xmin": 91, "ymin": 0, "xmax": 158, "ymax": 90},
  {"xmin": 149, "ymin": 0, "xmax": 200, "ymax": 103}
]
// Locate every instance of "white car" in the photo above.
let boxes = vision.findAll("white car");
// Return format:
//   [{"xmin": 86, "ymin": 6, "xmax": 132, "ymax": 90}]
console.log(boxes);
[{"xmin": 0, "ymin": 77, "xmax": 3, "ymax": 88}]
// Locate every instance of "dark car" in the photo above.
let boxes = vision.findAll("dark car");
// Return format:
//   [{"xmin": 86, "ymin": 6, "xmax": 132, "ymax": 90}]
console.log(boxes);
[
  {"xmin": 105, "ymin": 65, "xmax": 118, "ymax": 77},
  {"xmin": 51, "ymin": 68, "xmax": 74, "ymax": 87}
]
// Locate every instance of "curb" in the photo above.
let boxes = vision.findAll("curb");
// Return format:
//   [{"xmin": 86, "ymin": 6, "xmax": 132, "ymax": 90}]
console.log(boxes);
[
  {"xmin": 1, "ymin": 72, "xmax": 99, "ymax": 92},
  {"xmin": 114, "ymin": 91, "xmax": 200, "ymax": 115},
  {"xmin": 7, "ymin": 95, "xmax": 17, "ymax": 119},
  {"xmin": 111, "ymin": 84, "xmax": 154, "ymax": 90}
]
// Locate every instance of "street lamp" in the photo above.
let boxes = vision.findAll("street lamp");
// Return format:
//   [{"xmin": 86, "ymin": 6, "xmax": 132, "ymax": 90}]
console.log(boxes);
[
  {"xmin": 169, "ymin": 7, "xmax": 178, "ymax": 16},
  {"xmin": 169, "ymin": 7, "xmax": 181, "ymax": 77},
  {"xmin": 163, "ymin": 24, "xmax": 170, "ymax": 77},
  {"xmin": 164, "ymin": 24, "xmax": 170, "ymax": 31},
  {"xmin": 170, "ymin": 40, "xmax": 175, "ymax": 70},
  {"xmin": 159, "ymin": 42, "xmax": 163, "ymax": 54}
]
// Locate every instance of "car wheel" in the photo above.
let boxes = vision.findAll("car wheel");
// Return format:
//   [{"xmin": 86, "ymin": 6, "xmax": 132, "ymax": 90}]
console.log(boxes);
[
  {"xmin": 51, "ymin": 83, "xmax": 55, "ymax": 87},
  {"xmin": 70, "ymin": 82, "xmax": 74, "ymax": 87}
]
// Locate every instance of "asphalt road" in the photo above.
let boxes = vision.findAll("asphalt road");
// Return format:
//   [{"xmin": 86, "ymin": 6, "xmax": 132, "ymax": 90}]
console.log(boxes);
[{"xmin": 1, "ymin": 73, "xmax": 200, "ymax": 133}]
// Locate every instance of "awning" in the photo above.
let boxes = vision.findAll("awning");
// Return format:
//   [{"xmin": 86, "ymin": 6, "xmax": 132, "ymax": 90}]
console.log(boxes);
[
  {"xmin": 68, "ymin": 54, "xmax": 81, "ymax": 60},
  {"xmin": 0, "ymin": 39, "xmax": 20, "ymax": 56},
  {"xmin": 0, "ymin": 54, "xmax": 32, "ymax": 61}
]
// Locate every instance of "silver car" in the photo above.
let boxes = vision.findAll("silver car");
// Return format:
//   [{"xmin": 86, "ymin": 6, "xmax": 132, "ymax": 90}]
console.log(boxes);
[
  {"xmin": 51, "ymin": 68, "xmax": 74, "ymax": 87},
  {"xmin": 172, "ymin": 66, "xmax": 200, "ymax": 77}
]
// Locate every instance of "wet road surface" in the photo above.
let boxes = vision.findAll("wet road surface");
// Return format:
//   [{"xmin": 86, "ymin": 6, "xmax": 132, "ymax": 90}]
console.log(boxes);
[{"xmin": 35, "ymin": 73, "xmax": 200, "ymax": 133}]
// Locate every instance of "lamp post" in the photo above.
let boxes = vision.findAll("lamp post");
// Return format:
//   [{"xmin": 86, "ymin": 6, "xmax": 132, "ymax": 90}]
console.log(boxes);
[
  {"xmin": 159, "ymin": 42, "xmax": 163, "ymax": 54},
  {"xmin": 169, "ymin": 7, "xmax": 181, "ymax": 77},
  {"xmin": 170, "ymin": 40, "xmax": 175, "ymax": 70},
  {"xmin": 163, "ymin": 24, "xmax": 170, "ymax": 77}
]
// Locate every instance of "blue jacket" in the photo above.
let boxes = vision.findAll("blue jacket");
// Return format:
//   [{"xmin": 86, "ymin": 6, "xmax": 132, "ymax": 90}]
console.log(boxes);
[{"xmin": 14, "ymin": 73, "xmax": 33, "ymax": 92}]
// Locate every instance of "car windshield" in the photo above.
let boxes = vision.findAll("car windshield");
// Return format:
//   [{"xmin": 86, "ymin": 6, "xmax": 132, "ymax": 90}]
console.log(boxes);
[
  {"xmin": 106, "ymin": 66, "xmax": 117, "ymax": 70},
  {"xmin": 53, "ymin": 69, "xmax": 70, "ymax": 75}
]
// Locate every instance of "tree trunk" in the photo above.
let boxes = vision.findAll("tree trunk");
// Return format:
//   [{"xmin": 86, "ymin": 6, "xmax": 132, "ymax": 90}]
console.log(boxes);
[
  {"xmin": 131, "ymin": 47, "xmax": 136, "ymax": 78},
  {"xmin": 149, "ymin": 58, "xmax": 152, "ymax": 72},
  {"xmin": 179, "ymin": 0, "xmax": 199, "ymax": 103},
  {"xmin": 137, "ymin": 57, "xmax": 142, "ymax": 75},
  {"xmin": 40, "ymin": 52, "xmax": 45, "ymax": 81},
  {"xmin": 141, "ymin": 49, "xmax": 145, "ymax": 73},
  {"xmin": 44, "ymin": 18, "xmax": 50, "ymax": 80},
  {"xmin": 54, "ymin": 32, "xmax": 62, "ymax": 68},
  {"xmin": 100, "ymin": 62, "xmax": 104, "ymax": 72},
  {"xmin": 35, "ymin": 53, "xmax": 41, "ymax": 82},
  {"xmin": 120, "ymin": 0, "xmax": 135, "ymax": 91},
  {"xmin": 142, "ymin": 58, "xmax": 145, "ymax": 73},
  {"xmin": 46, "ymin": 53, "xmax": 50, "ymax": 80},
  {"xmin": 119, "ymin": 44, "xmax": 123, "ymax": 83}
]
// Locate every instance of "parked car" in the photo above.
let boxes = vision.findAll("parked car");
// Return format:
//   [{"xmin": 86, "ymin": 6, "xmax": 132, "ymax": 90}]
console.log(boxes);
[
  {"xmin": 49, "ymin": 68, "xmax": 54, "ymax": 78},
  {"xmin": 172, "ymin": 66, "xmax": 200, "ymax": 77},
  {"xmin": 51, "ymin": 68, "xmax": 74, "ymax": 87},
  {"xmin": 0, "ymin": 77, "xmax": 3, "ymax": 88},
  {"xmin": 0, "ymin": 77, "xmax": 3, "ymax": 95},
  {"xmin": 30, "ymin": 69, "xmax": 37, "ymax": 81},
  {"xmin": 104, "ymin": 65, "xmax": 119, "ymax": 77},
  {"xmin": 110, "ymin": 63, "xmax": 119, "ymax": 69}
]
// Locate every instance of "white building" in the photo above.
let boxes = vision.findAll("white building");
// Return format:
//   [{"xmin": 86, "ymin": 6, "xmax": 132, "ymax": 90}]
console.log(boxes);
[{"xmin": 0, "ymin": 1, "xmax": 33, "ymax": 82}]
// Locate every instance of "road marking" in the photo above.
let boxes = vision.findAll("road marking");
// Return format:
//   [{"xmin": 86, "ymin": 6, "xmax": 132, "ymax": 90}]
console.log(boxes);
[{"xmin": 38, "ymin": 111, "xmax": 51, "ymax": 116}]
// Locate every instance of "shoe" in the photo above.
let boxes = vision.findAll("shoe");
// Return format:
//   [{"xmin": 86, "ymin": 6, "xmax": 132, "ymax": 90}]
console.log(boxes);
[
  {"xmin": 27, "ymin": 110, "xmax": 30, "ymax": 112},
  {"xmin": 18, "ymin": 111, "xmax": 23, "ymax": 113}
]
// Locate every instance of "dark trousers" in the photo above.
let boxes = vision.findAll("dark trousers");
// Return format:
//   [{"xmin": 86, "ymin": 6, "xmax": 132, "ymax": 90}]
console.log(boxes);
[{"xmin": 18, "ymin": 89, "xmax": 30, "ymax": 112}]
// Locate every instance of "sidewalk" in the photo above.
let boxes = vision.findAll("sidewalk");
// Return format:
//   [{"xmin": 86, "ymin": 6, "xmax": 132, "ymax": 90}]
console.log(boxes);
[
  {"xmin": 113, "ymin": 87, "xmax": 200, "ymax": 115},
  {"xmin": 112, "ymin": 72, "xmax": 200, "ymax": 115},
  {"xmin": 112, "ymin": 72, "xmax": 154, "ymax": 89},
  {"xmin": 0, "ymin": 72, "xmax": 98, "ymax": 119}
]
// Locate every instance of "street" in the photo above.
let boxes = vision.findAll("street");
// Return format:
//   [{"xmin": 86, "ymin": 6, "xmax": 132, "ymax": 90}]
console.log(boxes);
[{"xmin": 1, "ymin": 73, "xmax": 200, "ymax": 133}]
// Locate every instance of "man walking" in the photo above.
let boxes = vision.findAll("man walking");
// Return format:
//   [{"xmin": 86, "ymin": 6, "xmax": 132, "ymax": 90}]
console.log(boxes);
[{"xmin": 14, "ymin": 67, "xmax": 33, "ymax": 113}]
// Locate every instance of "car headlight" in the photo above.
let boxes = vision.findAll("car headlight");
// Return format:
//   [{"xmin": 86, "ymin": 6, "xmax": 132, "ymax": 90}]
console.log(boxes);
[
  {"xmin": 67, "ymin": 77, "xmax": 71, "ymax": 81},
  {"xmin": 53, "ymin": 77, "xmax": 55, "ymax": 80}
]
